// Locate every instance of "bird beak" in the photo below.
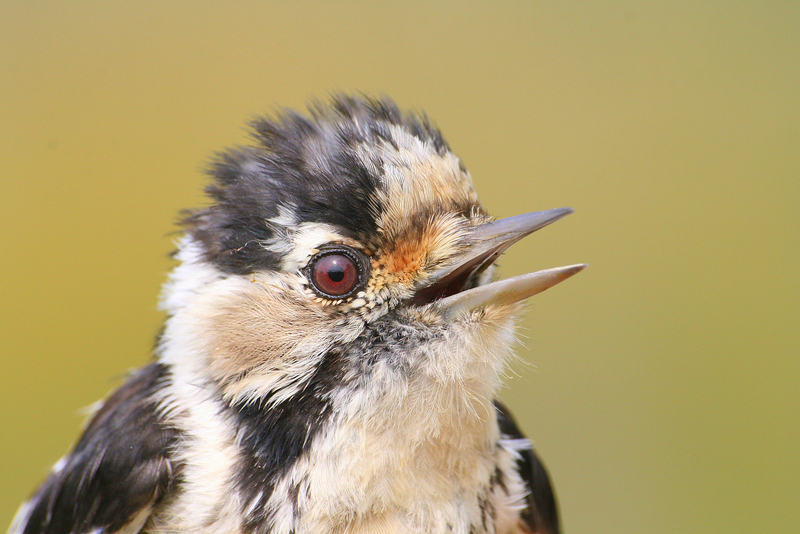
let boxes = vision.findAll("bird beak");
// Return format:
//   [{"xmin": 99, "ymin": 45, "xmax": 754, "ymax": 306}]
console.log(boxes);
[{"xmin": 411, "ymin": 208, "xmax": 586, "ymax": 316}]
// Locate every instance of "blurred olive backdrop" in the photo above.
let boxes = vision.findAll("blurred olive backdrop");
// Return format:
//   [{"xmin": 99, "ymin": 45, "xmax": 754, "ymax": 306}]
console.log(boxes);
[{"xmin": 1, "ymin": 2, "xmax": 797, "ymax": 532}]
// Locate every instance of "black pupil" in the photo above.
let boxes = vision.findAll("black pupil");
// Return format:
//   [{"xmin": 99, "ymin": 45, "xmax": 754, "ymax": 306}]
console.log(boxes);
[{"xmin": 327, "ymin": 265, "xmax": 345, "ymax": 282}]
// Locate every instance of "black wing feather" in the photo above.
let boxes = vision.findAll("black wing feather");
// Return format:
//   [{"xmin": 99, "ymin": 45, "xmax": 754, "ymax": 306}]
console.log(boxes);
[
  {"xmin": 494, "ymin": 400, "xmax": 560, "ymax": 534},
  {"xmin": 13, "ymin": 363, "xmax": 181, "ymax": 534}
]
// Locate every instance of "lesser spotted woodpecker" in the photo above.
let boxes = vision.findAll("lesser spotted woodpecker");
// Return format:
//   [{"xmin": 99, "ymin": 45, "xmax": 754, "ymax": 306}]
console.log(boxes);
[{"xmin": 10, "ymin": 95, "xmax": 584, "ymax": 534}]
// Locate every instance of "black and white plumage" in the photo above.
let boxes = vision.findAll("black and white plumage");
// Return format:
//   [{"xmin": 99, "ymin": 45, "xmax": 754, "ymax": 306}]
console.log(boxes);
[{"xmin": 10, "ymin": 96, "xmax": 584, "ymax": 534}]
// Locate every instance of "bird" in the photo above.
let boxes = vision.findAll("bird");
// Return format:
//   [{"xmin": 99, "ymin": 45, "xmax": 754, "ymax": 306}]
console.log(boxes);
[{"xmin": 10, "ymin": 95, "xmax": 584, "ymax": 534}]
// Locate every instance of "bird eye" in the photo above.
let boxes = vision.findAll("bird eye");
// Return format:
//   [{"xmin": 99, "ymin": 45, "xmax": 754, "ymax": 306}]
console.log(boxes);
[{"xmin": 307, "ymin": 248, "xmax": 367, "ymax": 299}]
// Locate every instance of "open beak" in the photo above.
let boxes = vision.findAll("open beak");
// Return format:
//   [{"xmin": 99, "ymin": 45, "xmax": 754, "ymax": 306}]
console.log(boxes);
[{"xmin": 411, "ymin": 208, "xmax": 586, "ymax": 317}]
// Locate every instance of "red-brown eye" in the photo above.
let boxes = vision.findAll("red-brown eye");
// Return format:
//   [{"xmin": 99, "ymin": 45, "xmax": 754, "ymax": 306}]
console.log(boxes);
[{"xmin": 308, "ymin": 251, "xmax": 363, "ymax": 298}]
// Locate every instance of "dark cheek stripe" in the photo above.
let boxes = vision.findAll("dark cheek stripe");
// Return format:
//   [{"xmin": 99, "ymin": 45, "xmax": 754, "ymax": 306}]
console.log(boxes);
[{"xmin": 231, "ymin": 350, "xmax": 346, "ymax": 532}]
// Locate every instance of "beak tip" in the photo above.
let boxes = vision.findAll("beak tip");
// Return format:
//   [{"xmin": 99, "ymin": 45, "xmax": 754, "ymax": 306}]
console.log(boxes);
[
  {"xmin": 557, "ymin": 206, "xmax": 575, "ymax": 216},
  {"xmin": 569, "ymin": 262, "xmax": 588, "ymax": 274},
  {"xmin": 538, "ymin": 262, "xmax": 587, "ymax": 288}
]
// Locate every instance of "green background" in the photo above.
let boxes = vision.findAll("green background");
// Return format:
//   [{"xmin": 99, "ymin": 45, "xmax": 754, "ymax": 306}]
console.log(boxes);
[{"xmin": 1, "ymin": 2, "xmax": 797, "ymax": 532}]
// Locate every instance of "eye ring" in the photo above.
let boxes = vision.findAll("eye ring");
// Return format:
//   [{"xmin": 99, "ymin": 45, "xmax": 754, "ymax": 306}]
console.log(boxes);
[{"xmin": 305, "ymin": 246, "xmax": 370, "ymax": 300}]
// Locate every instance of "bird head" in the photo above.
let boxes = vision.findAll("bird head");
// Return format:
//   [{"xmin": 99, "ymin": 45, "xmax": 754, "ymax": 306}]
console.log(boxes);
[{"xmin": 158, "ymin": 96, "xmax": 584, "ymax": 412}]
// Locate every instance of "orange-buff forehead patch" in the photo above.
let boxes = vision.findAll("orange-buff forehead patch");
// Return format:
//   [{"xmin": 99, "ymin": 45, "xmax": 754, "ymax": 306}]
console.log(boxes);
[
  {"xmin": 380, "ymin": 238, "xmax": 428, "ymax": 283},
  {"xmin": 374, "ymin": 214, "xmax": 466, "ymax": 286}
]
